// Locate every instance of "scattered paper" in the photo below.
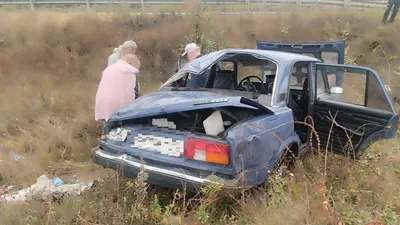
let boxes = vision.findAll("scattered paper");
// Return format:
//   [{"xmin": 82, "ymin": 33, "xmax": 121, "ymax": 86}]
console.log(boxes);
[{"xmin": 0, "ymin": 175, "xmax": 94, "ymax": 203}]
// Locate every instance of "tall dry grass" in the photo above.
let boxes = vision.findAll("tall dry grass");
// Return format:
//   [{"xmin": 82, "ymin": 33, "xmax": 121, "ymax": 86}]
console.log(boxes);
[{"xmin": 0, "ymin": 8, "xmax": 399, "ymax": 224}]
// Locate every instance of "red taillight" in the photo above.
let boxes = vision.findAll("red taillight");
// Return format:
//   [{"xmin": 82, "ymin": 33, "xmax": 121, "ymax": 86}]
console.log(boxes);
[{"xmin": 184, "ymin": 138, "xmax": 229, "ymax": 165}]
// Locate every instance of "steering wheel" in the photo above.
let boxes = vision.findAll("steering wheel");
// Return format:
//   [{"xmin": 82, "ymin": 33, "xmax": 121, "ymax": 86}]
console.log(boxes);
[{"xmin": 238, "ymin": 75, "xmax": 266, "ymax": 93}]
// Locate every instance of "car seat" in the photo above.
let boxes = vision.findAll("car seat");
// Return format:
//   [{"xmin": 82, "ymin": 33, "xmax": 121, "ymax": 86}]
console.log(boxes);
[
  {"xmin": 213, "ymin": 70, "xmax": 237, "ymax": 90},
  {"xmin": 288, "ymin": 94, "xmax": 303, "ymax": 122},
  {"xmin": 299, "ymin": 77, "xmax": 309, "ymax": 116}
]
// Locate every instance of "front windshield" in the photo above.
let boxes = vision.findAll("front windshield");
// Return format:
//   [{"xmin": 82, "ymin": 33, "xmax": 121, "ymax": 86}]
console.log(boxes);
[
  {"xmin": 160, "ymin": 52, "xmax": 279, "ymax": 107},
  {"xmin": 177, "ymin": 50, "xmax": 224, "ymax": 74},
  {"xmin": 162, "ymin": 50, "xmax": 225, "ymax": 88},
  {"xmin": 162, "ymin": 53, "xmax": 279, "ymax": 93},
  {"xmin": 163, "ymin": 70, "xmax": 210, "ymax": 88}
]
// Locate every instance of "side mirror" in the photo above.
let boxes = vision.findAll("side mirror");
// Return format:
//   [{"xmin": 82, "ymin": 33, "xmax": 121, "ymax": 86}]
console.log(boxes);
[{"xmin": 330, "ymin": 87, "xmax": 343, "ymax": 94}]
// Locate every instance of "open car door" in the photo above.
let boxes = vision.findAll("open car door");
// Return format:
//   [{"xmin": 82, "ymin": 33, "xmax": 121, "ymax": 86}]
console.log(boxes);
[
  {"xmin": 310, "ymin": 63, "xmax": 398, "ymax": 159},
  {"xmin": 256, "ymin": 40, "xmax": 345, "ymax": 64}
]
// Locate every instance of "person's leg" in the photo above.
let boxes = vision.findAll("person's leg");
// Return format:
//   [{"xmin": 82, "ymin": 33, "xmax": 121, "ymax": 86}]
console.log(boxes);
[
  {"xmin": 389, "ymin": 4, "xmax": 400, "ymax": 23},
  {"xmin": 135, "ymin": 79, "xmax": 140, "ymax": 99},
  {"xmin": 383, "ymin": 3, "xmax": 394, "ymax": 23}
]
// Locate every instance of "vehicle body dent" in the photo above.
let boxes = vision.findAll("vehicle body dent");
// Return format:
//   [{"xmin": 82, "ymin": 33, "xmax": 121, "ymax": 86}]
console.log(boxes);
[{"xmin": 225, "ymin": 106, "xmax": 299, "ymax": 187}]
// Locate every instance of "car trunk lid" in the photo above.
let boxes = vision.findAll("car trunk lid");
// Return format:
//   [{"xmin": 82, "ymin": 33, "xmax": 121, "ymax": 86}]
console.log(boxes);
[
  {"xmin": 256, "ymin": 40, "xmax": 345, "ymax": 64},
  {"xmin": 108, "ymin": 91, "xmax": 274, "ymax": 122}
]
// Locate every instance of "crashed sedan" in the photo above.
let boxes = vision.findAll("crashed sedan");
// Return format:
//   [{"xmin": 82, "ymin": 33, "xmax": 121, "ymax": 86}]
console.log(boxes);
[{"xmin": 93, "ymin": 43, "xmax": 398, "ymax": 192}]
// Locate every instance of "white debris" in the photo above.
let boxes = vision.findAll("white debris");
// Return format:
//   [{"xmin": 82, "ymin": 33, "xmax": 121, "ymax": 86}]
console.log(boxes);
[
  {"xmin": 223, "ymin": 120, "xmax": 232, "ymax": 126},
  {"xmin": 203, "ymin": 110, "xmax": 225, "ymax": 136},
  {"xmin": 152, "ymin": 118, "xmax": 169, "ymax": 127},
  {"xmin": 104, "ymin": 128, "xmax": 129, "ymax": 142},
  {"xmin": 0, "ymin": 185, "xmax": 14, "ymax": 195},
  {"xmin": 152, "ymin": 118, "xmax": 176, "ymax": 129},
  {"xmin": 168, "ymin": 121, "xmax": 177, "ymax": 129},
  {"xmin": 0, "ymin": 175, "xmax": 94, "ymax": 203}
]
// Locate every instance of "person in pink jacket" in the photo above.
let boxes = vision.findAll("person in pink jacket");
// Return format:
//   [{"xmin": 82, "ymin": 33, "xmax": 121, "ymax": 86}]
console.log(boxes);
[{"xmin": 95, "ymin": 54, "xmax": 141, "ymax": 122}]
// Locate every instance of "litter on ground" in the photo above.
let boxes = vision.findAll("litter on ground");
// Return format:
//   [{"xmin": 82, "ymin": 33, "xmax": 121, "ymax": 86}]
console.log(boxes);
[{"xmin": 0, "ymin": 174, "xmax": 95, "ymax": 203}]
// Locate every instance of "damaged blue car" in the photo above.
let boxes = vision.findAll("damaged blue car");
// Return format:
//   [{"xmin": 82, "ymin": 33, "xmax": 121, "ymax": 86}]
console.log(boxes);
[{"xmin": 93, "ymin": 41, "xmax": 398, "ymax": 192}]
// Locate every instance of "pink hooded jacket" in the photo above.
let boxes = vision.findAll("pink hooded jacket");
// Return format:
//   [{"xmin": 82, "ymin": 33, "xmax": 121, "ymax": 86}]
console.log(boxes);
[{"xmin": 95, "ymin": 59, "xmax": 138, "ymax": 121}]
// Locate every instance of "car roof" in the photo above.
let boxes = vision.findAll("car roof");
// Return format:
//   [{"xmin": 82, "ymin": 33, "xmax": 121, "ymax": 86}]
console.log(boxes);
[
  {"xmin": 223, "ymin": 48, "xmax": 322, "ymax": 62},
  {"xmin": 177, "ymin": 48, "xmax": 321, "ymax": 74}
]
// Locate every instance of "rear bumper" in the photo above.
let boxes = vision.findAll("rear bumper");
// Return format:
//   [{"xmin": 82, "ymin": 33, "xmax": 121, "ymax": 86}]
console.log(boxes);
[{"xmin": 92, "ymin": 148, "xmax": 240, "ymax": 192}]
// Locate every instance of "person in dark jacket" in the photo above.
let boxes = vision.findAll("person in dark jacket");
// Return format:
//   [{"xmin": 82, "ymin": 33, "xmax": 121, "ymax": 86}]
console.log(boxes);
[
  {"xmin": 171, "ymin": 43, "xmax": 204, "ymax": 87},
  {"xmin": 174, "ymin": 43, "xmax": 203, "ymax": 73},
  {"xmin": 172, "ymin": 43, "xmax": 225, "ymax": 88},
  {"xmin": 182, "ymin": 43, "xmax": 202, "ymax": 61},
  {"xmin": 382, "ymin": 0, "xmax": 400, "ymax": 24}
]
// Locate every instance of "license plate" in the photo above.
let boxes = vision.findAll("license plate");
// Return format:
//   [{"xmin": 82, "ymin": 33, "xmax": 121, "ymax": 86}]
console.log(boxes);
[{"xmin": 131, "ymin": 134, "xmax": 184, "ymax": 157}]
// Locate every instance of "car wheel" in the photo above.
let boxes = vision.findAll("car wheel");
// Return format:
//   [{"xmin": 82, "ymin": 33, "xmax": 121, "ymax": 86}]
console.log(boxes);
[
  {"xmin": 276, "ymin": 147, "xmax": 296, "ymax": 178},
  {"xmin": 258, "ymin": 146, "xmax": 297, "ymax": 190}
]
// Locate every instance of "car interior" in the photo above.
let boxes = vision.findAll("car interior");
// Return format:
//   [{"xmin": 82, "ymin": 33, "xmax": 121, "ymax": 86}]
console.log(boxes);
[
  {"xmin": 206, "ymin": 55, "xmax": 312, "ymax": 141},
  {"xmin": 288, "ymin": 62, "xmax": 311, "ymax": 143},
  {"xmin": 168, "ymin": 53, "xmax": 278, "ymax": 106},
  {"xmin": 167, "ymin": 53, "xmax": 312, "ymax": 142},
  {"xmin": 204, "ymin": 53, "xmax": 277, "ymax": 95}
]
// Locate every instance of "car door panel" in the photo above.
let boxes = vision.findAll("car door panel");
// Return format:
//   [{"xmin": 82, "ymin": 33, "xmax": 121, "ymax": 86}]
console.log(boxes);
[
  {"xmin": 310, "ymin": 63, "xmax": 398, "ymax": 158},
  {"xmin": 312, "ymin": 100, "xmax": 394, "ymax": 156}
]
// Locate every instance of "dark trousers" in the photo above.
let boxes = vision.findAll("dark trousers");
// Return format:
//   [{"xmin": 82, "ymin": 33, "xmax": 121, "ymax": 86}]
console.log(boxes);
[{"xmin": 383, "ymin": 3, "xmax": 400, "ymax": 23}]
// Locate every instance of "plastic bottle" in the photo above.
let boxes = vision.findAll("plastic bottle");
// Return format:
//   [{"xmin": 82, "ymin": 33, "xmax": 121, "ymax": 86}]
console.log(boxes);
[{"xmin": 52, "ymin": 177, "xmax": 64, "ymax": 187}]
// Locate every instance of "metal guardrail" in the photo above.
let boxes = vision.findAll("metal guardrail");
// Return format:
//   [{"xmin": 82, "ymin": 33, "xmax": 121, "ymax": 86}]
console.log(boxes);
[{"xmin": 0, "ymin": 0, "xmax": 389, "ymax": 10}]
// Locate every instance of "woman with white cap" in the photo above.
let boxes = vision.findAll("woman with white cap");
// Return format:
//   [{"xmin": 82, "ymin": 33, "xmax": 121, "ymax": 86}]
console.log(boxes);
[{"xmin": 107, "ymin": 40, "xmax": 138, "ymax": 66}]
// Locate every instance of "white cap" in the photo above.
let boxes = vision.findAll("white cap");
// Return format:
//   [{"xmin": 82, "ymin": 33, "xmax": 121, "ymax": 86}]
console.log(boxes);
[
  {"xmin": 182, "ymin": 43, "xmax": 199, "ymax": 56},
  {"xmin": 122, "ymin": 40, "xmax": 137, "ymax": 49}
]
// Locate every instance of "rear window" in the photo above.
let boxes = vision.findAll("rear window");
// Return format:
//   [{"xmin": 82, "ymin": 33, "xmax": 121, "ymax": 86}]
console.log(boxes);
[
  {"xmin": 301, "ymin": 52, "xmax": 339, "ymax": 64},
  {"xmin": 321, "ymin": 52, "xmax": 339, "ymax": 64}
]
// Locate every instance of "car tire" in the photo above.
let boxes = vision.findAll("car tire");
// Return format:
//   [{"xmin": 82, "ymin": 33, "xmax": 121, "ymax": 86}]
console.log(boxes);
[
  {"xmin": 276, "ymin": 146, "xmax": 296, "ymax": 178},
  {"xmin": 257, "ymin": 147, "xmax": 296, "ymax": 192}
]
